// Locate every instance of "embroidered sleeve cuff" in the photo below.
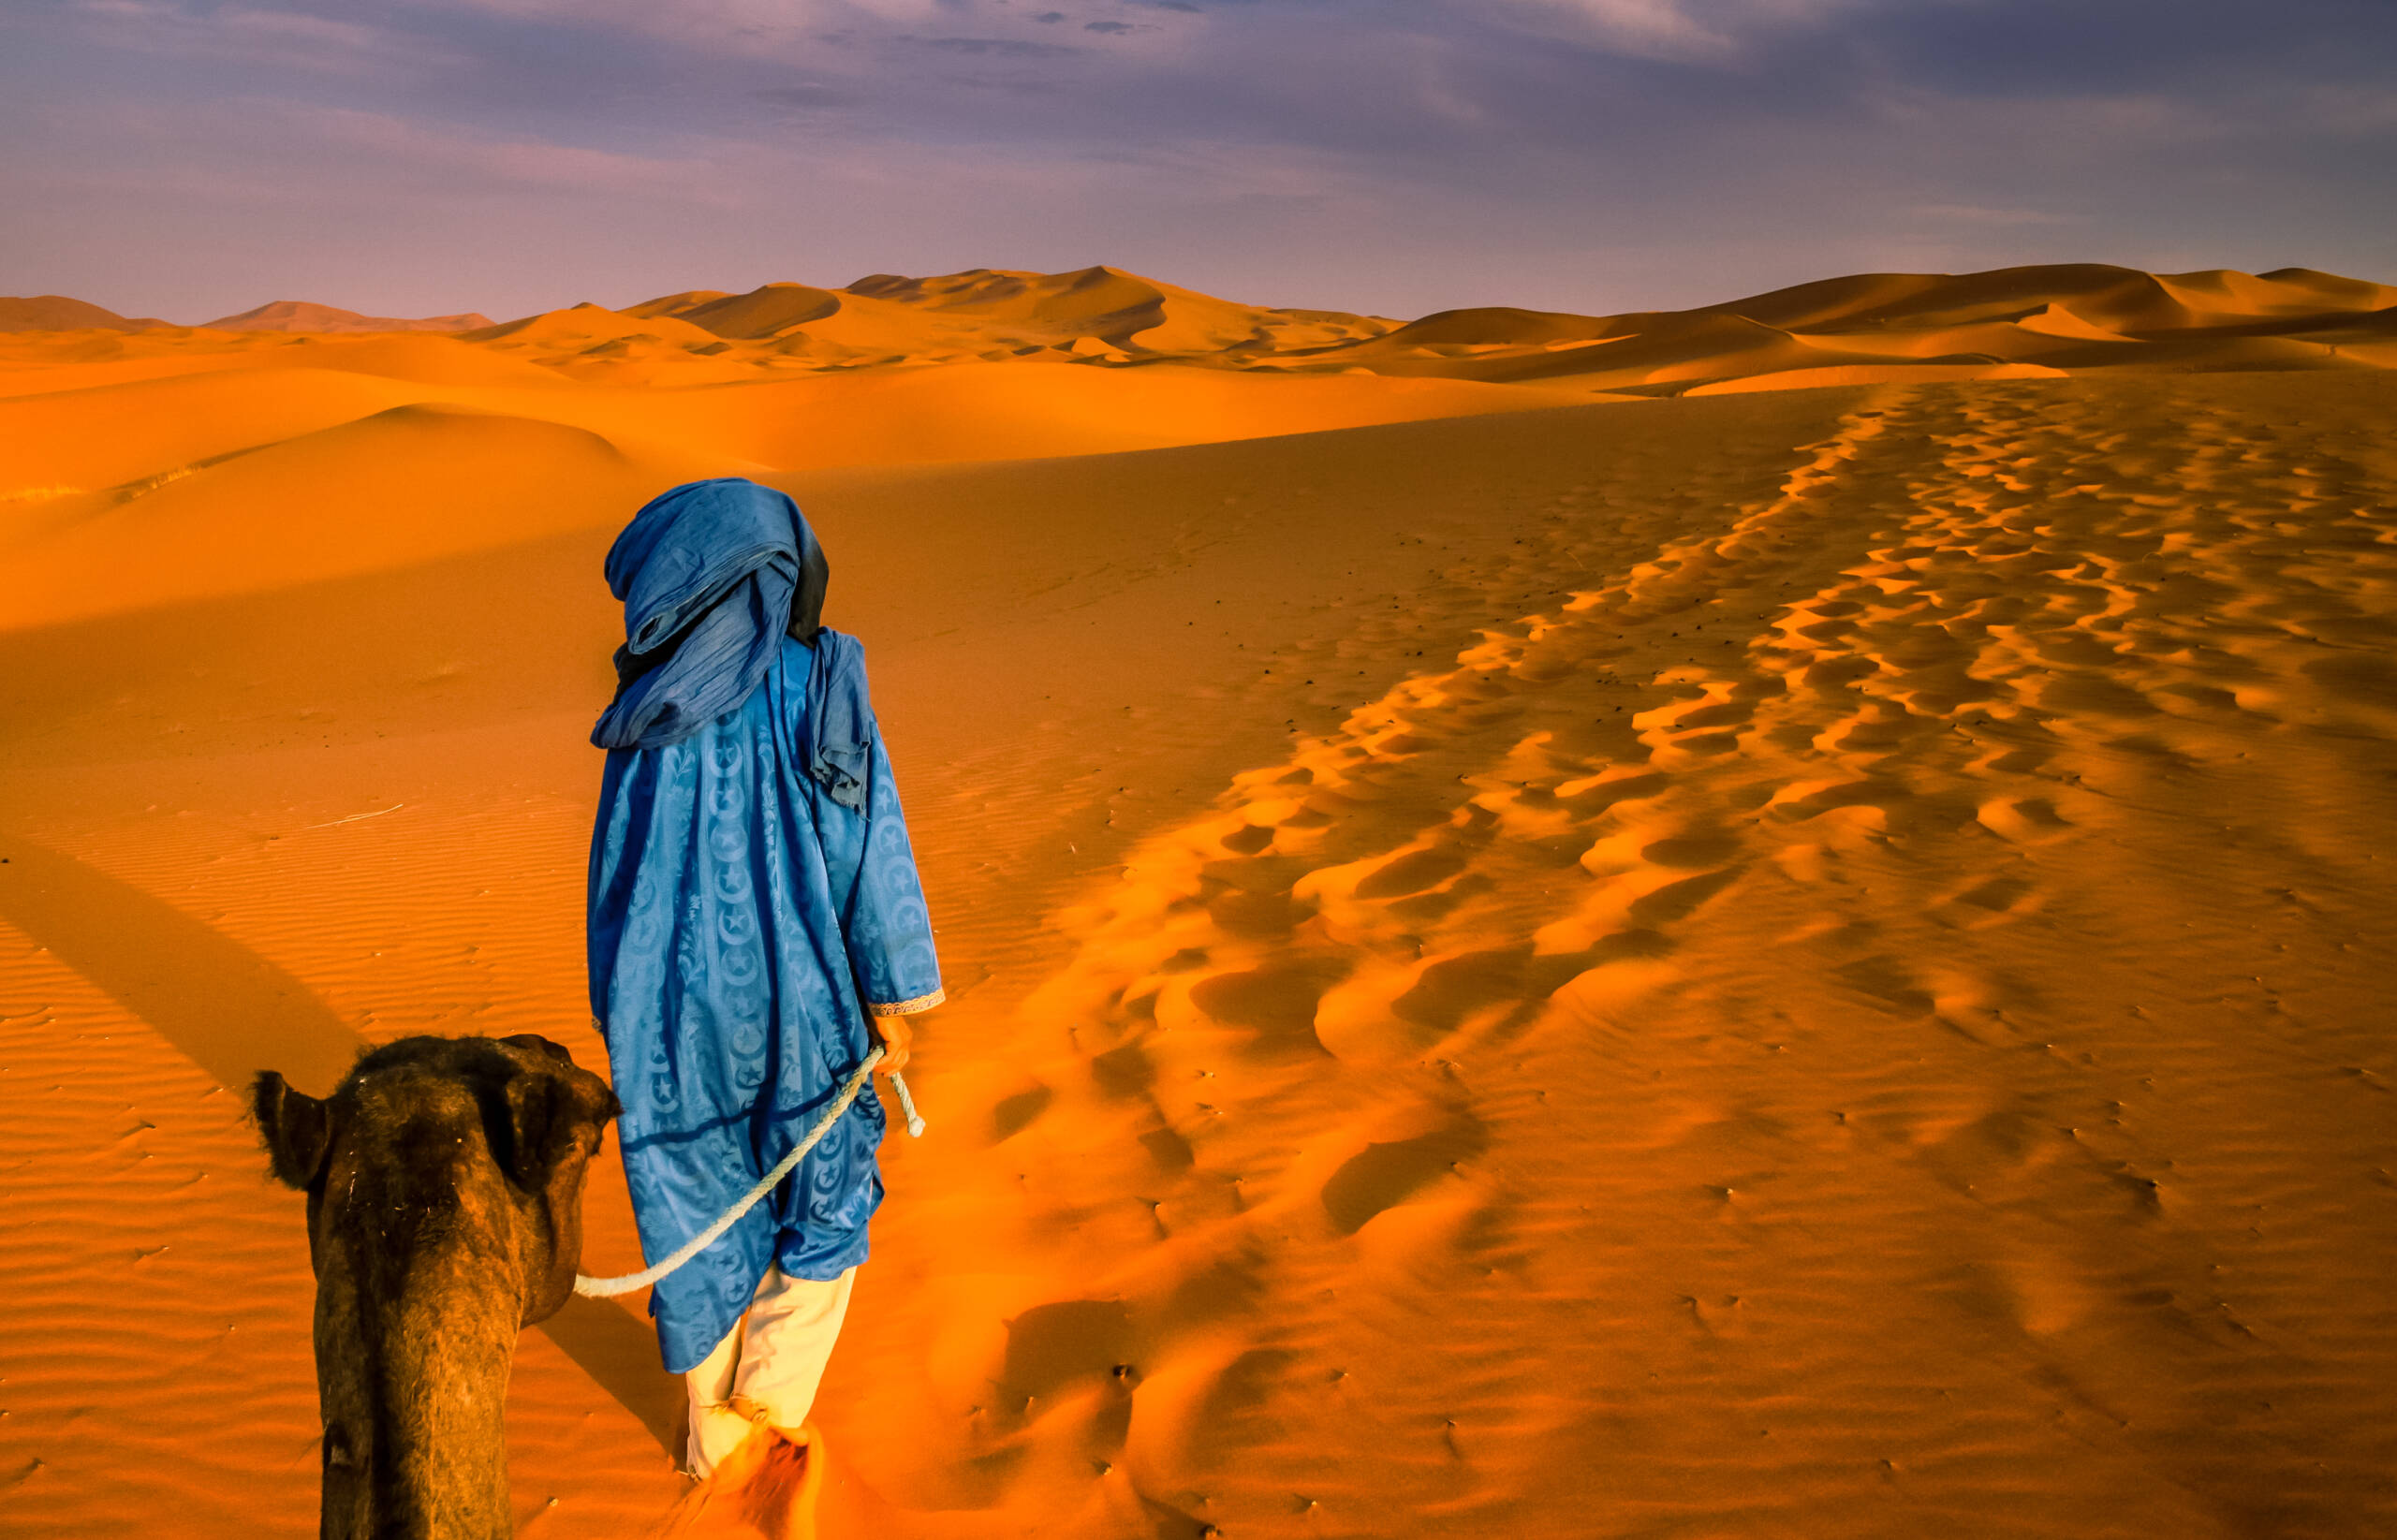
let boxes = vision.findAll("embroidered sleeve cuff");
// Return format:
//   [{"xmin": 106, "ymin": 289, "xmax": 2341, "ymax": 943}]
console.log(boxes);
[{"xmin": 868, "ymin": 989, "xmax": 946, "ymax": 1017}]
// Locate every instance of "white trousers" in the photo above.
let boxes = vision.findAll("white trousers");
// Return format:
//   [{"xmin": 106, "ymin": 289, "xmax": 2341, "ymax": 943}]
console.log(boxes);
[{"xmin": 683, "ymin": 1265, "xmax": 857, "ymax": 1480}]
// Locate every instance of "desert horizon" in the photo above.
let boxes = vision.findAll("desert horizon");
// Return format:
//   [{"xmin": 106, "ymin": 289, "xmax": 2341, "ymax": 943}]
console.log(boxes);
[
  {"xmin": 3, "ymin": 239, "xmax": 2393, "ymax": 1536},
  {"xmin": 11, "ymin": 257, "xmax": 2395, "ymax": 386}
]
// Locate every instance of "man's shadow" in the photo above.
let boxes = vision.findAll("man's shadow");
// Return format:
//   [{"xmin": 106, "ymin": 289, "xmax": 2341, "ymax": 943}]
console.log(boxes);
[{"xmin": 0, "ymin": 832, "xmax": 680, "ymax": 1453}]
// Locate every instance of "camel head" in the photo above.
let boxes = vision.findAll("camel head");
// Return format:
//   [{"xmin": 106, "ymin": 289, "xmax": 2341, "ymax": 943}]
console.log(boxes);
[{"xmin": 253, "ymin": 1034, "xmax": 620, "ymax": 1540}]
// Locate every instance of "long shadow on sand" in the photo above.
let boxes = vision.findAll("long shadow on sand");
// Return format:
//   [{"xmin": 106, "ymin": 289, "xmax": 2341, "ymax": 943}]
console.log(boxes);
[{"xmin": 0, "ymin": 831, "xmax": 680, "ymax": 1451}]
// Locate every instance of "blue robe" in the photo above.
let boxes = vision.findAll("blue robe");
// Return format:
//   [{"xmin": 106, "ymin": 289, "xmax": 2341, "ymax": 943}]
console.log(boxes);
[{"xmin": 587, "ymin": 633, "xmax": 943, "ymax": 1371}]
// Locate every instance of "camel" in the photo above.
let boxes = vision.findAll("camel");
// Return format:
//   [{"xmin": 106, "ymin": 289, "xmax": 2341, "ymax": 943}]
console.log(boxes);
[{"xmin": 253, "ymin": 1034, "xmax": 621, "ymax": 1540}]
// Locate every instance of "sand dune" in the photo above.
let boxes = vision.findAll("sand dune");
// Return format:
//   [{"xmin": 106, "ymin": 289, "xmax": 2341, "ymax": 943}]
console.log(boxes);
[
  {"xmin": 832, "ymin": 265, "xmax": 1388, "ymax": 354},
  {"xmin": 1330, "ymin": 264, "xmax": 2395, "ymax": 394},
  {"xmin": 1, "ymin": 261, "xmax": 2393, "ymax": 1540},
  {"xmin": 653, "ymin": 282, "xmax": 844, "ymax": 337},
  {"xmin": 3, "ymin": 403, "xmax": 702, "ymax": 629},
  {"xmin": 596, "ymin": 266, "xmax": 1395, "ymax": 374},
  {"xmin": 0, "ymin": 353, "xmax": 1592, "ymax": 614},
  {"xmin": 1686, "ymin": 359, "xmax": 2067, "ymax": 393},
  {"xmin": 201, "ymin": 300, "xmax": 493, "ymax": 334},
  {"xmin": 0, "ymin": 294, "xmax": 169, "ymax": 331}
]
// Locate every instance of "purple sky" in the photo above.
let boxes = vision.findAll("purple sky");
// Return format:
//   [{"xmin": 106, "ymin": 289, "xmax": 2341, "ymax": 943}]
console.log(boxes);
[{"xmin": 4, "ymin": 0, "xmax": 2392, "ymax": 324}]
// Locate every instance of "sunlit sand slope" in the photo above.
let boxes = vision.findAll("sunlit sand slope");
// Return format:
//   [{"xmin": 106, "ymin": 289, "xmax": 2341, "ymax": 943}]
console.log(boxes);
[
  {"xmin": 0, "ymin": 372, "xmax": 2391, "ymax": 1540},
  {"xmin": 849, "ymin": 374, "xmax": 2397, "ymax": 1538},
  {"xmin": 0, "ymin": 349, "xmax": 1588, "ymax": 627}
]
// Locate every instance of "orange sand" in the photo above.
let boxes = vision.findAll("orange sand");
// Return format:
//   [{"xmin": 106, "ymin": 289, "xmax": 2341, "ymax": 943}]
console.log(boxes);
[{"xmin": 2, "ymin": 265, "xmax": 2394, "ymax": 1539}]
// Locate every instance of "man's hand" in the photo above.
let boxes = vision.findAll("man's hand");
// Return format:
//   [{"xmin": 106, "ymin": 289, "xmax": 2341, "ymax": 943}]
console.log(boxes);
[{"xmin": 871, "ymin": 1013, "xmax": 912, "ymax": 1076}]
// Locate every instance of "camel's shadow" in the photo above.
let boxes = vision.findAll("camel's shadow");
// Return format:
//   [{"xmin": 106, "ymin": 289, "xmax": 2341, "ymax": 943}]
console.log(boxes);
[
  {"xmin": 538, "ymin": 1293, "xmax": 682, "ymax": 1450},
  {"xmin": 0, "ymin": 831, "xmax": 682, "ymax": 1452}
]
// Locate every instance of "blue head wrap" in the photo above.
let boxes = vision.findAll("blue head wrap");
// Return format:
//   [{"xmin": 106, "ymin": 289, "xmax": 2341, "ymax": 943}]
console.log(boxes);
[{"xmin": 591, "ymin": 477, "xmax": 870, "ymax": 810}]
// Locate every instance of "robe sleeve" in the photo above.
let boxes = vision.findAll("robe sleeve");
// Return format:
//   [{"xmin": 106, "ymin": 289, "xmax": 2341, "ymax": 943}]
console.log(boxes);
[{"xmin": 826, "ymin": 720, "xmax": 945, "ymax": 1017}]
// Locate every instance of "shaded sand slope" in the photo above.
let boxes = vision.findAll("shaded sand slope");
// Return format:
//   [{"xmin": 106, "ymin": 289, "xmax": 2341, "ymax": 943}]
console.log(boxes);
[{"xmin": 3, "ymin": 374, "xmax": 2394, "ymax": 1539}]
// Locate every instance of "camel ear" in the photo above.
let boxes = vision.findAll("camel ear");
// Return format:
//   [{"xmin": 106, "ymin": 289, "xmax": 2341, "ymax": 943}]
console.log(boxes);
[
  {"xmin": 252, "ymin": 1071, "xmax": 331, "ymax": 1189},
  {"xmin": 500, "ymin": 1033, "xmax": 574, "ymax": 1065},
  {"xmin": 503, "ymin": 1069, "xmax": 618, "ymax": 1191}
]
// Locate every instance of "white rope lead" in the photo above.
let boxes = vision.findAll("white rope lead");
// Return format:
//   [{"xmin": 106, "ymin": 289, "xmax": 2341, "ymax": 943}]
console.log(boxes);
[
  {"xmin": 575, "ymin": 1048, "xmax": 924, "ymax": 1298},
  {"xmin": 887, "ymin": 1065, "xmax": 927, "ymax": 1138}
]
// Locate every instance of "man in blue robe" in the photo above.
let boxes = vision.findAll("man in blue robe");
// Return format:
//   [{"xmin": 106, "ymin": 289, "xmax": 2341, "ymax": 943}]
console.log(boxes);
[{"xmin": 585, "ymin": 477, "xmax": 943, "ymax": 1480}]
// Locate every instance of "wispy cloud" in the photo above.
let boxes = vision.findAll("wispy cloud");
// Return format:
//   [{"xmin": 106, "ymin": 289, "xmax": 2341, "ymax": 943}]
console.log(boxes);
[
  {"xmin": 1478, "ymin": 0, "xmax": 1876, "ymax": 65},
  {"xmin": 895, "ymin": 36, "xmax": 1081, "ymax": 57},
  {"xmin": 18, "ymin": 94, "xmax": 726, "ymax": 203},
  {"xmin": 67, "ymin": 0, "xmax": 468, "ymax": 74},
  {"xmin": 390, "ymin": 0, "xmax": 1053, "ymax": 58},
  {"xmin": 1912, "ymin": 203, "xmax": 2078, "ymax": 227},
  {"xmin": 287, "ymin": 105, "xmax": 728, "ymax": 198},
  {"xmin": 2291, "ymin": 82, "xmax": 2397, "ymax": 133}
]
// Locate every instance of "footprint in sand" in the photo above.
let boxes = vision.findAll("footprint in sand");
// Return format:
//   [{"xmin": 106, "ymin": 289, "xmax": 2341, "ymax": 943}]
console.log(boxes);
[
  {"xmin": 906, "ymin": 380, "xmax": 2397, "ymax": 1526},
  {"xmin": 1976, "ymin": 795, "xmax": 2077, "ymax": 844},
  {"xmin": 991, "ymin": 1081, "xmax": 1055, "ymax": 1141},
  {"xmin": 1184, "ymin": 957, "xmax": 1353, "ymax": 1060},
  {"xmin": 1319, "ymin": 1105, "xmax": 1488, "ymax": 1237},
  {"xmin": 1938, "ymin": 873, "xmax": 2046, "ymax": 929},
  {"xmin": 998, "ymin": 1298, "xmax": 1137, "ymax": 1419}
]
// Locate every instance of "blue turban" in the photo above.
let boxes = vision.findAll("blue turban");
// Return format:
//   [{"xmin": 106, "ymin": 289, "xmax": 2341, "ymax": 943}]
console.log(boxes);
[{"xmin": 591, "ymin": 477, "xmax": 869, "ymax": 809}]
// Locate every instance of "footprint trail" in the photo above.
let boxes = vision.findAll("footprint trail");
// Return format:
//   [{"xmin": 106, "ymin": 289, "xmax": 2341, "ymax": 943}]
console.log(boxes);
[{"xmin": 852, "ymin": 376, "xmax": 2397, "ymax": 1539}]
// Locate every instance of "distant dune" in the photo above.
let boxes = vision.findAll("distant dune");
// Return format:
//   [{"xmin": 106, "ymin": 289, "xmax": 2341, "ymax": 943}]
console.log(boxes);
[
  {"xmin": 7, "ymin": 260, "xmax": 2387, "ymax": 391},
  {"xmin": 1347, "ymin": 262, "xmax": 2397, "ymax": 391},
  {"xmin": 0, "ymin": 294, "xmax": 169, "ymax": 331},
  {"xmin": 199, "ymin": 300, "xmax": 493, "ymax": 333}
]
